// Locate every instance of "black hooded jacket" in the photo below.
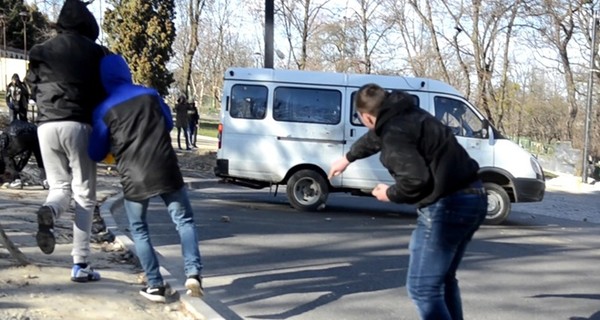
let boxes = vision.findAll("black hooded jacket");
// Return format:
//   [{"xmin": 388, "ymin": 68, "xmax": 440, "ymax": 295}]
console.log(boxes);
[
  {"xmin": 25, "ymin": 0, "xmax": 107, "ymax": 124},
  {"xmin": 346, "ymin": 91, "xmax": 480, "ymax": 207}
]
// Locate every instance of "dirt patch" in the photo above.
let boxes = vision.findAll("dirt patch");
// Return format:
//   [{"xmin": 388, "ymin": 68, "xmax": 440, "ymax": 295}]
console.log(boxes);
[{"xmin": 0, "ymin": 136, "xmax": 217, "ymax": 320}]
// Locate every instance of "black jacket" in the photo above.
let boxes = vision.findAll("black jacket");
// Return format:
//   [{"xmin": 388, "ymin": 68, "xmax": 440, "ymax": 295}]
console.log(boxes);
[
  {"xmin": 346, "ymin": 91, "xmax": 480, "ymax": 207},
  {"xmin": 88, "ymin": 54, "xmax": 183, "ymax": 201},
  {"xmin": 25, "ymin": 0, "xmax": 107, "ymax": 124},
  {"xmin": 175, "ymin": 102, "xmax": 191, "ymax": 128},
  {"xmin": 6, "ymin": 81, "xmax": 29, "ymax": 111}
]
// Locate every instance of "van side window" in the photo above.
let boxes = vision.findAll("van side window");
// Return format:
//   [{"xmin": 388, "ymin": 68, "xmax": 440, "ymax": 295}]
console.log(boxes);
[
  {"xmin": 230, "ymin": 85, "xmax": 268, "ymax": 119},
  {"xmin": 273, "ymin": 87, "xmax": 341, "ymax": 124},
  {"xmin": 434, "ymin": 97, "xmax": 484, "ymax": 138},
  {"xmin": 351, "ymin": 91, "xmax": 419, "ymax": 126}
]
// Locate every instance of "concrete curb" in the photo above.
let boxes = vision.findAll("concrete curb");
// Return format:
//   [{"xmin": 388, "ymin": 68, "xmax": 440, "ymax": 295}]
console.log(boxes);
[{"xmin": 99, "ymin": 191, "xmax": 225, "ymax": 320}]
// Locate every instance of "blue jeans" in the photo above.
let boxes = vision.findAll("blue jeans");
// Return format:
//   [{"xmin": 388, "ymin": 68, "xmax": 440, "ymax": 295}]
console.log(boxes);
[
  {"xmin": 407, "ymin": 182, "xmax": 487, "ymax": 320},
  {"xmin": 123, "ymin": 187, "xmax": 203, "ymax": 288}
]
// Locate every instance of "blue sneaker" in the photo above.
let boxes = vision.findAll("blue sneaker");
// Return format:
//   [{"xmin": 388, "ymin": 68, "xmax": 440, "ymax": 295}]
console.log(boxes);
[{"xmin": 71, "ymin": 265, "xmax": 101, "ymax": 283}]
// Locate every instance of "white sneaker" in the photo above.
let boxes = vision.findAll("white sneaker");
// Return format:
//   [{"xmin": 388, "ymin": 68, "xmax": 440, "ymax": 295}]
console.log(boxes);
[
  {"xmin": 185, "ymin": 275, "xmax": 204, "ymax": 297},
  {"xmin": 8, "ymin": 179, "xmax": 22, "ymax": 189}
]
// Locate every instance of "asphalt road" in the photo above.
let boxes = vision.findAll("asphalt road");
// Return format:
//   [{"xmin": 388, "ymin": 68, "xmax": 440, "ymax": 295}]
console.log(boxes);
[{"xmin": 112, "ymin": 184, "xmax": 600, "ymax": 320}]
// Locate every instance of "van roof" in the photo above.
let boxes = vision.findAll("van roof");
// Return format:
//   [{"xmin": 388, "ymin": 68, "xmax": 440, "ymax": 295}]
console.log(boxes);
[{"xmin": 224, "ymin": 67, "xmax": 462, "ymax": 96}]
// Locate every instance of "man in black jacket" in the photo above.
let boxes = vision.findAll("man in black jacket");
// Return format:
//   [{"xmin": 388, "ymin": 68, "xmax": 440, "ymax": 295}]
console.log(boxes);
[
  {"xmin": 89, "ymin": 54, "xmax": 203, "ymax": 303},
  {"xmin": 329, "ymin": 84, "xmax": 487, "ymax": 320},
  {"xmin": 25, "ymin": 0, "xmax": 107, "ymax": 282}
]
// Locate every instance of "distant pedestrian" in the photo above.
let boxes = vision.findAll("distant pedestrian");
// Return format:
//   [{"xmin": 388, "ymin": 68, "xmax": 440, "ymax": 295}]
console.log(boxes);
[
  {"xmin": 328, "ymin": 84, "xmax": 487, "ymax": 320},
  {"xmin": 174, "ymin": 95, "xmax": 191, "ymax": 150},
  {"xmin": 89, "ymin": 54, "xmax": 204, "ymax": 303},
  {"xmin": 188, "ymin": 101, "xmax": 199, "ymax": 148},
  {"xmin": 25, "ymin": 0, "xmax": 107, "ymax": 282},
  {"xmin": 6, "ymin": 73, "xmax": 29, "ymax": 122}
]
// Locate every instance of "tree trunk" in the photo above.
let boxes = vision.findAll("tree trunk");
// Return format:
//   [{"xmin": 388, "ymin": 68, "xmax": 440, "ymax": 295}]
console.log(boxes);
[
  {"xmin": 182, "ymin": 1, "xmax": 206, "ymax": 98},
  {"xmin": 0, "ymin": 223, "xmax": 30, "ymax": 266}
]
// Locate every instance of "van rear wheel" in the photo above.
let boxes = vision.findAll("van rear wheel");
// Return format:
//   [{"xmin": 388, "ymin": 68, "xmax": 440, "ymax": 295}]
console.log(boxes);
[
  {"xmin": 483, "ymin": 182, "xmax": 511, "ymax": 225},
  {"xmin": 286, "ymin": 169, "xmax": 329, "ymax": 211}
]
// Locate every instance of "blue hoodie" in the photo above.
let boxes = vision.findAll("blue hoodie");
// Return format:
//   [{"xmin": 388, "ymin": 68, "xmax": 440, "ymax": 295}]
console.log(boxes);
[{"xmin": 89, "ymin": 55, "xmax": 183, "ymax": 201}]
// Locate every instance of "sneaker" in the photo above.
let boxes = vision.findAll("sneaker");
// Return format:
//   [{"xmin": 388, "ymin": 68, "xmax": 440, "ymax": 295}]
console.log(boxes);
[
  {"xmin": 185, "ymin": 275, "xmax": 204, "ymax": 297},
  {"xmin": 71, "ymin": 264, "xmax": 101, "ymax": 282},
  {"xmin": 8, "ymin": 179, "xmax": 22, "ymax": 189},
  {"xmin": 42, "ymin": 179, "xmax": 49, "ymax": 189},
  {"xmin": 140, "ymin": 286, "xmax": 166, "ymax": 303},
  {"xmin": 36, "ymin": 206, "xmax": 56, "ymax": 254}
]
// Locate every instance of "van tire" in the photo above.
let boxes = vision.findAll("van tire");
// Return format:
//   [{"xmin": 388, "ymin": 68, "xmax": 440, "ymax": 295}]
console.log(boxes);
[
  {"xmin": 483, "ymin": 182, "xmax": 511, "ymax": 225},
  {"xmin": 286, "ymin": 169, "xmax": 329, "ymax": 212}
]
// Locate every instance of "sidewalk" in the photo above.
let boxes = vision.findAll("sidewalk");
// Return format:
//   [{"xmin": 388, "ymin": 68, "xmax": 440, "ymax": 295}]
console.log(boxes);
[{"xmin": 0, "ymin": 134, "xmax": 219, "ymax": 320}]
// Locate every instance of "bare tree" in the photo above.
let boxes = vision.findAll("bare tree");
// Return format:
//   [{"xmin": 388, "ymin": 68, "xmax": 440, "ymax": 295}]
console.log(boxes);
[
  {"xmin": 524, "ymin": 0, "xmax": 587, "ymax": 141},
  {"xmin": 176, "ymin": 0, "xmax": 207, "ymax": 99},
  {"xmin": 277, "ymin": 0, "xmax": 331, "ymax": 70}
]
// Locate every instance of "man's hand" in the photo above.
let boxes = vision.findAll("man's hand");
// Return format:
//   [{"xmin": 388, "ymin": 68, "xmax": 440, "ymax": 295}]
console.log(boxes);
[
  {"xmin": 372, "ymin": 184, "xmax": 390, "ymax": 202},
  {"xmin": 328, "ymin": 156, "xmax": 350, "ymax": 180}
]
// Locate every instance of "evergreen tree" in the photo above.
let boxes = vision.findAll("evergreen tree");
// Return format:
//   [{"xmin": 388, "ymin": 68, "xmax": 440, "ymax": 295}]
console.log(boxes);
[
  {"xmin": 103, "ymin": 0, "xmax": 176, "ymax": 96},
  {"xmin": 0, "ymin": 0, "xmax": 51, "ymax": 51}
]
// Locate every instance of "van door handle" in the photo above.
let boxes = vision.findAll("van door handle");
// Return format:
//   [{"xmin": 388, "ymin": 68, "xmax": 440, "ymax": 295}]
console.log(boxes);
[{"xmin": 350, "ymin": 129, "xmax": 355, "ymax": 137}]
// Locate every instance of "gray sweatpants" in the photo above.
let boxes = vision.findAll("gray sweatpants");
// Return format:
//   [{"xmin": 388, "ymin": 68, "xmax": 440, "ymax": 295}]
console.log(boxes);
[{"xmin": 37, "ymin": 121, "xmax": 96, "ymax": 264}]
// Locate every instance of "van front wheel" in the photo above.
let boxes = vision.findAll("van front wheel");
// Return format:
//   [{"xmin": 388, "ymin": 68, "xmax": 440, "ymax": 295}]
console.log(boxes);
[
  {"xmin": 286, "ymin": 169, "xmax": 329, "ymax": 212},
  {"xmin": 483, "ymin": 182, "xmax": 511, "ymax": 225}
]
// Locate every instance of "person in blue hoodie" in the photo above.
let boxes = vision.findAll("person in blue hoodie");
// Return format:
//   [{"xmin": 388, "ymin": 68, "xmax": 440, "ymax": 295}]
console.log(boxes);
[{"xmin": 88, "ymin": 54, "xmax": 204, "ymax": 303}]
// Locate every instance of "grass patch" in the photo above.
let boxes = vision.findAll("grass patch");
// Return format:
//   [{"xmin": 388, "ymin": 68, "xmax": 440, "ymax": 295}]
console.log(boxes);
[
  {"xmin": 544, "ymin": 170, "xmax": 558, "ymax": 180},
  {"xmin": 198, "ymin": 118, "xmax": 219, "ymax": 138}
]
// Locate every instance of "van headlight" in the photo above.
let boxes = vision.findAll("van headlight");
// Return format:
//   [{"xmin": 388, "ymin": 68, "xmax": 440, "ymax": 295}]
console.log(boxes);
[{"xmin": 530, "ymin": 156, "xmax": 544, "ymax": 179}]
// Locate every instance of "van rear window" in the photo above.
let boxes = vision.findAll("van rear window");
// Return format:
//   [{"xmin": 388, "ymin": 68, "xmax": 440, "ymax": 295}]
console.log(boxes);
[
  {"xmin": 230, "ymin": 85, "xmax": 268, "ymax": 119},
  {"xmin": 273, "ymin": 87, "xmax": 341, "ymax": 124}
]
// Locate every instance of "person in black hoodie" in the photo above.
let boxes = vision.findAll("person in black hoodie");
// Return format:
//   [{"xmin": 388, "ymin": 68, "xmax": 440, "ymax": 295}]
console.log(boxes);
[
  {"xmin": 6, "ymin": 73, "xmax": 29, "ymax": 122},
  {"xmin": 89, "ymin": 54, "xmax": 204, "ymax": 303},
  {"xmin": 328, "ymin": 84, "xmax": 487, "ymax": 320},
  {"xmin": 174, "ymin": 95, "xmax": 192, "ymax": 150},
  {"xmin": 25, "ymin": 0, "xmax": 107, "ymax": 282}
]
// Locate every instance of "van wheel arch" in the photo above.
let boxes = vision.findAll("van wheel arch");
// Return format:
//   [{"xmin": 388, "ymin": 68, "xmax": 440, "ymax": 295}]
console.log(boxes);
[
  {"xmin": 483, "ymin": 182, "xmax": 511, "ymax": 225},
  {"xmin": 286, "ymin": 168, "xmax": 330, "ymax": 212}
]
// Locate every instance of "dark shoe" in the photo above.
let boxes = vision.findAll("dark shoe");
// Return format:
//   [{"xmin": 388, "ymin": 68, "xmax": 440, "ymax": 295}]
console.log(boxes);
[
  {"xmin": 36, "ymin": 206, "xmax": 56, "ymax": 254},
  {"xmin": 140, "ymin": 286, "xmax": 166, "ymax": 303},
  {"xmin": 71, "ymin": 264, "xmax": 101, "ymax": 282},
  {"xmin": 185, "ymin": 275, "xmax": 204, "ymax": 297}
]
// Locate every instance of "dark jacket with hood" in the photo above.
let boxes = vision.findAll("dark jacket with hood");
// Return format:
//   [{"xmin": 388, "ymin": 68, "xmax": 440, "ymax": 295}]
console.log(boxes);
[
  {"xmin": 174, "ymin": 96, "xmax": 191, "ymax": 128},
  {"xmin": 88, "ymin": 54, "xmax": 184, "ymax": 201},
  {"xmin": 346, "ymin": 91, "xmax": 480, "ymax": 207},
  {"xmin": 25, "ymin": 0, "xmax": 107, "ymax": 124}
]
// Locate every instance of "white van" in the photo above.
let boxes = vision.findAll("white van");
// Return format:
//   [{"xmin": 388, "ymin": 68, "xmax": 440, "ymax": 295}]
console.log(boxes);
[{"xmin": 214, "ymin": 67, "xmax": 545, "ymax": 224}]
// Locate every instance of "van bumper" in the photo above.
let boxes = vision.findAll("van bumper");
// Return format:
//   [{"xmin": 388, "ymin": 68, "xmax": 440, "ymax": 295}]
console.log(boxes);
[{"xmin": 513, "ymin": 178, "xmax": 545, "ymax": 202}]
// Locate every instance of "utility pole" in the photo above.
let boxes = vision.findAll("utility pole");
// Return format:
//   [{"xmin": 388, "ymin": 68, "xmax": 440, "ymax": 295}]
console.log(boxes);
[
  {"xmin": 583, "ymin": 9, "xmax": 598, "ymax": 183},
  {"xmin": 0, "ymin": 10, "xmax": 6, "ymax": 89},
  {"xmin": 264, "ymin": 0, "xmax": 274, "ymax": 69}
]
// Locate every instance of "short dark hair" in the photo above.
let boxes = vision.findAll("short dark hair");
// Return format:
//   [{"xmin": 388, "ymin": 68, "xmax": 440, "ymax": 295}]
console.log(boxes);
[{"xmin": 355, "ymin": 83, "xmax": 387, "ymax": 116}]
